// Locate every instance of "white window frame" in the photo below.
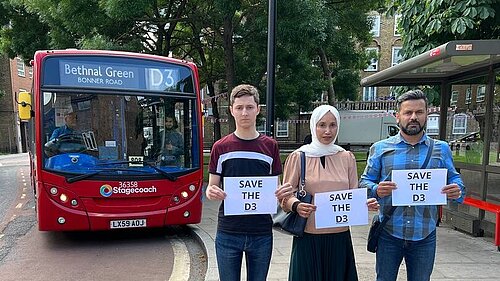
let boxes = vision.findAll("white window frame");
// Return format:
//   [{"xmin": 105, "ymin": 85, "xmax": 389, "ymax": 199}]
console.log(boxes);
[
  {"xmin": 276, "ymin": 120, "xmax": 289, "ymax": 138},
  {"xmin": 369, "ymin": 15, "xmax": 381, "ymax": 37},
  {"xmin": 16, "ymin": 58, "xmax": 25, "ymax": 77},
  {"xmin": 394, "ymin": 14, "xmax": 402, "ymax": 36},
  {"xmin": 392, "ymin": 47, "xmax": 403, "ymax": 66},
  {"xmin": 365, "ymin": 47, "xmax": 379, "ymax": 72},
  {"xmin": 426, "ymin": 114, "xmax": 439, "ymax": 136},
  {"xmin": 452, "ymin": 114, "xmax": 467, "ymax": 135},
  {"xmin": 476, "ymin": 85, "xmax": 485, "ymax": 102},
  {"xmin": 450, "ymin": 90, "xmax": 458, "ymax": 106},
  {"xmin": 362, "ymin": 87, "xmax": 377, "ymax": 101}
]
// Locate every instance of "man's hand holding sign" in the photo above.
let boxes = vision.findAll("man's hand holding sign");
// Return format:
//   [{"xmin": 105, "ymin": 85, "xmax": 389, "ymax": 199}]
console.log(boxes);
[
  {"xmin": 376, "ymin": 169, "xmax": 463, "ymax": 204},
  {"xmin": 392, "ymin": 169, "xmax": 448, "ymax": 206}
]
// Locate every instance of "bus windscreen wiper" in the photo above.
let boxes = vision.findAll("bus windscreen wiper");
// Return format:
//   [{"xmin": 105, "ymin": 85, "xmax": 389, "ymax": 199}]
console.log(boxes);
[
  {"xmin": 97, "ymin": 161, "xmax": 178, "ymax": 181},
  {"xmin": 65, "ymin": 168, "xmax": 144, "ymax": 183}
]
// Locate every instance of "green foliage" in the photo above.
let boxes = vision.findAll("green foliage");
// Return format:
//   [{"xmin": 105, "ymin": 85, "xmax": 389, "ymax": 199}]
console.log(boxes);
[
  {"xmin": 99, "ymin": 0, "xmax": 152, "ymax": 19},
  {"xmin": 385, "ymin": 0, "xmax": 498, "ymax": 107},
  {"xmin": 1, "ymin": 0, "xmax": 388, "ymax": 123},
  {"xmin": 0, "ymin": 1, "xmax": 50, "ymax": 62},
  {"xmin": 387, "ymin": 0, "xmax": 499, "ymax": 58}
]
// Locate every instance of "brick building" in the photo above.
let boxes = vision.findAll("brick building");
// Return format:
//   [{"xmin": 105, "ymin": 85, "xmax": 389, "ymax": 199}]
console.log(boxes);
[
  {"xmin": 0, "ymin": 56, "xmax": 32, "ymax": 153},
  {"xmin": 361, "ymin": 12, "xmax": 402, "ymax": 101}
]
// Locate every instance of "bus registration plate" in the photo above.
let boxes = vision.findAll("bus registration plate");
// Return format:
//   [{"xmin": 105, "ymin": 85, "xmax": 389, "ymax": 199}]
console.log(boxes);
[{"xmin": 110, "ymin": 219, "xmax": 147, "ymax": 229}]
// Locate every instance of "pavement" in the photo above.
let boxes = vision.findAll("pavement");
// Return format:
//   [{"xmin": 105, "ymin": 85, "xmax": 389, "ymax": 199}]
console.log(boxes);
[{"xmin": 191, "ymin": 197, "xmax": 500, "ymax": 281}]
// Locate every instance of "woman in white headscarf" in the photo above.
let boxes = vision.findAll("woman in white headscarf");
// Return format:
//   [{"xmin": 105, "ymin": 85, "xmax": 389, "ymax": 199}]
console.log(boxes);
[{"xmin": 278, "ymin": 105, "xmax": 378, "ymax": 281}]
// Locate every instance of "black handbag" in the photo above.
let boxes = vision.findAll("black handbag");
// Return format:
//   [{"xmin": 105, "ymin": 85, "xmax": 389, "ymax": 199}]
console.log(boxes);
[
  {"xmin": 273, "ymin": 151, "xmax": 312, "ymax": 237},
  {"xmin": 367, "ymin": 139, "xmax": 435, "ymax": 253},
  {"xmin": 367, "ymin": 206, "xmax": 396, "ymax": 253}
]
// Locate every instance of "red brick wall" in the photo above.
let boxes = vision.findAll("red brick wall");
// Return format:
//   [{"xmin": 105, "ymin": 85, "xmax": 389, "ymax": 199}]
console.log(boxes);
[{"xmin": 0, "ymin": 55, "xmax": 16, "ymax": 152}]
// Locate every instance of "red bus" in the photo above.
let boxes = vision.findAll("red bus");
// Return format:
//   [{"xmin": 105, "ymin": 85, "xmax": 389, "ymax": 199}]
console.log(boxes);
[{"xmin": 18, "ymin": 50, "xmax": 203, "ymax": 231}]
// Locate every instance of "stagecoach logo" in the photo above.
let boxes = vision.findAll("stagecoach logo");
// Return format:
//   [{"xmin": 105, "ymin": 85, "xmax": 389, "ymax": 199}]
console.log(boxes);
[
  {"xmin": 99, "ymin": 183, "xmax": 158, "ymax": 197},
  {"xmin": 100, "ymin": 184, "xmax": 113, "ymax": 197}
]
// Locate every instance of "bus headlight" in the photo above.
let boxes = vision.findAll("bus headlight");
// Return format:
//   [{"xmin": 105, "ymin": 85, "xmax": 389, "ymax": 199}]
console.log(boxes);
[
  {"xmin": 50, "ymin": 187, "xmax": 58, "ymax": 195},
  {"xmin": 59, "ymin": 194, "xmax": 68, "ymax": 203},
  {"xmin": 181, "ymin": 191, "xmax": 189, "ymax": 199},
  {"xmin": 71, "ymin": 199, "xmax": 78, "ymax": 206},
  {"xmin": 188, "ymin": 184, "xmax": 196, "ymax": 192},
  {"xmin": 57, "ymin": 217, "xmax": 66, "ymax": 224},
  {"xmin": 173, "ymin": 196, "xmax": 180, "ymax": 203},
  {"xmin": 183, "ymin": 211, "xmax": 190, "ymax": 218}
]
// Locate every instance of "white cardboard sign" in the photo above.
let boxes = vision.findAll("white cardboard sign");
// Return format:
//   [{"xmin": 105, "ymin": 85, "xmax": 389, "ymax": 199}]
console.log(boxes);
[
  {"xmin": 314, "ymin": 188, "xmax": 368, "ymax": 228},
  {"xmin": 391, "ymin": 169, "xmax": 447, "ymax": 206},
  {"xmin": 223, "ymin": 176, "xmax": 279, "ymax": 216}
]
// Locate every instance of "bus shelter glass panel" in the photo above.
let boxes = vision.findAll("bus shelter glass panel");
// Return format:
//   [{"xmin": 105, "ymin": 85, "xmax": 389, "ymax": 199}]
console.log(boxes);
[
  {"xmin": 448, "ymin": 76, "xmax": 487, "ymax": 165},
  {"xmin": 42, "ymin": 91, "xmax": 198, "ymax": 177},
  {"xmin": 489, "ymin": 70, "xmax": 500, "ymax": 167},
  {"xmin": 454, "ymin": 169, "xmax": 482, "ymax": 216},
  {"xmin": 486, "ymin": 173, "xmax": 500, "ymax": 224}
]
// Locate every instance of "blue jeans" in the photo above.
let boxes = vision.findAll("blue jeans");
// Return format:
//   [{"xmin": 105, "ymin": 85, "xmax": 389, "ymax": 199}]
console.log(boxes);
[
  {"xmin": 376, "ymin": 229, "xmax": 436, "ymax": 281},
  {"xmin": 215, "ymin": 230, "xmax": 273, "ymax": 281}
]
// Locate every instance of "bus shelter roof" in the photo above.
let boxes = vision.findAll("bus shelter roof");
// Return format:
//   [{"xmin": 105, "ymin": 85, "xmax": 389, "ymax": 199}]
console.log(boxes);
[{"xmin": 361, "ymin": 40, "xmax": 500, "ymax": 87}]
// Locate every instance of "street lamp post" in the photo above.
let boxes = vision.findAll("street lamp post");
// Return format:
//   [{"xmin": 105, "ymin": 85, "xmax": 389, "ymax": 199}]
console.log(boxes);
[{"xmin": 265, "ymin": 0, "xmax": 276, "ymax": 137}]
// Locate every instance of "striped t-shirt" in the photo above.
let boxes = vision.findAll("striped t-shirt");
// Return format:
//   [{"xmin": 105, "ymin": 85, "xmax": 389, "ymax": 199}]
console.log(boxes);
[{"xmin": 209, "ymin": 133, "xmax": 282, "ymax": 234}]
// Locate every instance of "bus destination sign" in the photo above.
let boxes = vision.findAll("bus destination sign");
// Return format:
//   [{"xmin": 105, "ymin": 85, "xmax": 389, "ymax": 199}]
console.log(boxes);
[{"xmin": 59, "ymin": 60, "xmax": 180, "ymax": 91}]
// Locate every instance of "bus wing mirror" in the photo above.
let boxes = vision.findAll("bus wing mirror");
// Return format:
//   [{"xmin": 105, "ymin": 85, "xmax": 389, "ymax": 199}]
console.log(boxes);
[{"xmin": 17, "ymin": 91, "xmax": 33, "ymax": 120}]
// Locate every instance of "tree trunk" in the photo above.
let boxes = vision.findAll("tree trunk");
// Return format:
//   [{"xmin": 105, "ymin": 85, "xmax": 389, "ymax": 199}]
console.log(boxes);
[
  {"xmin": 192, "ymin": 30, "xmax": 222, "ymax": 142},
  {"xmin": 318, "ymin": 48, "xmax": 336, "ymax": 106},
  {"xmin": 208, "ymin": 82, "xmax": 222, "ymax": 141}
]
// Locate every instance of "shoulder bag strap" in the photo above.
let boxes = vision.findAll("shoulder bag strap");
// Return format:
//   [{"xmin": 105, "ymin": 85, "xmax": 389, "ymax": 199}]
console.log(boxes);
[
  {"xmin": 421, "ymin": 138, "xmax": 434, "ymax": 169},
  {"xmin": 298, "ymin": 151, "xmax": 306, "ymax": 197},
  {"xmin": 382, "ymin": 138, "xmax": 435, "ymax": 221}
]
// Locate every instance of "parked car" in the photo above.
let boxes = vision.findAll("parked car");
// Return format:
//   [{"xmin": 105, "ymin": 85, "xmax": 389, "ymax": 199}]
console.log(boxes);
[{"xmin": 449, "ymin": 131, "xmax": 481, "ymax": 151}]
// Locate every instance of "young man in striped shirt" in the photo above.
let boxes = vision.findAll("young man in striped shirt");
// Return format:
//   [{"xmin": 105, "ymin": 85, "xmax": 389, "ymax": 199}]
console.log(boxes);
[{"xmin": 205, "ymin": 84, "xmax": 283, "ymax": 281}]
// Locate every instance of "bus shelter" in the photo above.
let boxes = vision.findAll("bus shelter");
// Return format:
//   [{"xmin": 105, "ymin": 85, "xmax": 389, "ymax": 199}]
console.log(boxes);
[{"xmin": 361, "ymin": 40, "xmax": 500, "ymax": 240}]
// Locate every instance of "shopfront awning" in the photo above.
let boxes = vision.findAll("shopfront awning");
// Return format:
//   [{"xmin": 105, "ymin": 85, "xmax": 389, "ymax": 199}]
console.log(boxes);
[{"xmin": 361, "ymin": 40, "xmax": 500, "ymax": 87}]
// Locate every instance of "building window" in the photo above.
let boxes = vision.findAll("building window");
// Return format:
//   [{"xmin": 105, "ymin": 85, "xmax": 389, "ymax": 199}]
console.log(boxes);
[
  {"xmin": 16, "ymin": 58, "xmax": 25, "ymax": 77},
  {"xmin": 394, "ymin": 14, "xmax": 402, "ymax": 36},
  {"xmin": 365, "ymin": 47, "xmax": 379, "ymax": 72},
  {"xmin": 426, "ymin": 114, "xmax": 439, "ymax": 136},
  {"xmin": 465, "ymin": 88, "xmax": 472, "ymax": 104},
  {"xmin": 256, "ymin": 119, "xmax": 266, "ymax": 134},
  {"xmin": 368, "ymin": 15, "xmax": 381, "ymax": 37},
  {"xmin": 276, "ymin": 120, "xmax": 289, "ymax": 137},
  {"xmin": 476, "ymin": 85, "xmax": 485, "ymax": 102},
  {"xmin": 392, "ymin": 47, "xmax": 403, "ymax": 66},
  {"xmin": 452, "ymin": 114, "xmax": 467, "ymax": 135},
  {"xmin": 29, "ymin": 67, "xmax": 33, "ymax": 79},
  {"xmin": 362, "ymin": 87, "xmax": 377, "ymax": 101},
  {"xmin": 450, "ymin": 91, "xmax": 458, "ymax": 106}
]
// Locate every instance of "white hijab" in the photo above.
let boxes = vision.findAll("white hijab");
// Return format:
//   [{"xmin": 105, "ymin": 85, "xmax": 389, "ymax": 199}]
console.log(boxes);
[{"xmin": 298, "ymin": 105, "xmax": 345, "ymax": 157}]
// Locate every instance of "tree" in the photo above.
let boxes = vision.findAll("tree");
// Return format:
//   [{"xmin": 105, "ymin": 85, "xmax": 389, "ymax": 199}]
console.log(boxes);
[
  {"xmin": 0, "ymin": 1, "xmax": 50, "ymax": 62},
  {"xmin": 271, "ymin": 0, "xmax": 384, "ymax": 111},
  {"xmin": 319, "ymin": 0, "xmax": 385, "ymax": 104},
  {"xmin": 387, "ymin": 0, "xmax": 499, "ymax": 58},
  {"xmin": 386, "ymin": 0, "xmax": 498, "ymax": 106},
  {"xmin": 1, "ymin": 0, "xmax": 395, "ymax": 141}
]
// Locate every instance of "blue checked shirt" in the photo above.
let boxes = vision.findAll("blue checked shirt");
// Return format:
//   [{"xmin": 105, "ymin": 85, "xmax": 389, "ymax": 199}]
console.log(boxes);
[{"xmin": 360, "ymin": 132, "xmax": 465, "ymax": 241}]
